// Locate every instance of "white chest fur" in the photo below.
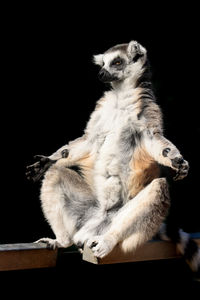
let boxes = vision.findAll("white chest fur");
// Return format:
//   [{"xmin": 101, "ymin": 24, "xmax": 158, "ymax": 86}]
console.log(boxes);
[{"xmin": 92, "ymin": 88, "xmax": 143, "ymax": 178}]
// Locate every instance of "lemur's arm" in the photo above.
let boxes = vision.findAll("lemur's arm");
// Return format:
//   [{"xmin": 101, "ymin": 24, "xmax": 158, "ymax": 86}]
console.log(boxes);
[
  {"xmin": 143, "ymin": 129, "xmax": 189, "ymax": 180},
  {"xmin": 48, "ymin": 135, "xmax": 88, "ymax": 161},
  {"xmin": 26, "ymin": 135, "xmax": 90, "ymax": 182}
]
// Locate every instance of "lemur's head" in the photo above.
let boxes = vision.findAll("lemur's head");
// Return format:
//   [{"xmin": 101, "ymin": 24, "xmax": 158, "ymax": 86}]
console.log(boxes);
[{"xmin": 93, "ymin": 41, "xmax": 147, "ymax": 84}]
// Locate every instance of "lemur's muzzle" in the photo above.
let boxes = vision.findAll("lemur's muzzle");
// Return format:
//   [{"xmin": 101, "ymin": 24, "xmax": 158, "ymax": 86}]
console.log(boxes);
[{"xmin": 98, "ymin": 68, "xmax": 118, "ymax": 83}]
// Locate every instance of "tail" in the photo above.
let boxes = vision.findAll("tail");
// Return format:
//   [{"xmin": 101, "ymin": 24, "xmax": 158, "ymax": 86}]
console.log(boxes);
[
  {"xmin": 176, "ymin": 229, "xmax": 200, "ymax": 272},
  {"xmin": 159, "ymin": 223, "xmax": 200, "ymax": 273}
]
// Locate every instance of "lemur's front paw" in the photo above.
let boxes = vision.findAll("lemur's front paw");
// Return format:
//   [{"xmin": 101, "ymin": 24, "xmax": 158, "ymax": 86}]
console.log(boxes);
[
  {"xmin": 172, "ymin": 158, "xmax": 189, "ymax": 181},
  {"xmin": 73, "ymin": 230, "xmax": 91, "ymax": 248},
  {"xmin": 162, "ymin": 148, "xmax": 189, "ymax": 181},
  {"xmin": 87, "ymin": 235, "xmax": 117, "ymax": 258},
  {"xmin": 26, "ymin": 155, "xmax": 56, "ymax": 182}
]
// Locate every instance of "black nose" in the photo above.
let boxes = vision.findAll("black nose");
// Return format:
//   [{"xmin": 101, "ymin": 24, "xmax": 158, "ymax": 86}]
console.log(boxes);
[
  {"xmin": 98, "ymin": 68, "xmax": 109, "ymax": 81},
  {"xmin": 98, "ymin": 68, "xmax": 118, "ymax": 83}
]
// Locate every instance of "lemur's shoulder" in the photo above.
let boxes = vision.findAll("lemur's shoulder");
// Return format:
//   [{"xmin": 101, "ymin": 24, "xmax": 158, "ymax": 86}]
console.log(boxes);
[{"xmin": 137, "ymin": 90, "xmax": 164, "ymax": 132}]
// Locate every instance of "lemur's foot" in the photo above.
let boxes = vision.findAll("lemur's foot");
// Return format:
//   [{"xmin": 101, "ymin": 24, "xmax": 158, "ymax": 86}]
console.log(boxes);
[
  {"xmin": 73, "ymin": 232, "xmax": 88, "ymax": 248},
  {"xmin": 162, "ymin": 148, "xmax": 189, "ymax": 181},
  {"xmin": 35, "ymin": 237, "xmax": 71, "ymax": 250},
  {"xmin": 87, "ymin": 235, "xmax": 117, "ymax": 258},
  {"xmin": 26, "ymin": 155, "xmax": 56, "ymax": 182}
]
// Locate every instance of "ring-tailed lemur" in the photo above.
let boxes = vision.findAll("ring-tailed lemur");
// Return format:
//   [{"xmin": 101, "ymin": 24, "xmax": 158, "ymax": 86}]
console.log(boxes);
[{"xmin": 26, "ymin": 41, "xmax": 200, "ymax": 272}]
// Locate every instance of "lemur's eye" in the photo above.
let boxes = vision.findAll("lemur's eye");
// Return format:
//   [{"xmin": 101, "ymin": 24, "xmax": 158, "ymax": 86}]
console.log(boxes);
[
  {"xmin": 115, "ymin": 60, "xmax": 122, "ymax": 65},
  {"xmin": 111, "ymin": 58, "xmax": 123, "ymax": 67}
]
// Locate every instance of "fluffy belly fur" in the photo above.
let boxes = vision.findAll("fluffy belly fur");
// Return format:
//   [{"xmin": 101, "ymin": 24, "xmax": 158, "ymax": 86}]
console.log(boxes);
[{"xmin": 76, "ymin": 145, "xmax": 160, "ymax": 203}]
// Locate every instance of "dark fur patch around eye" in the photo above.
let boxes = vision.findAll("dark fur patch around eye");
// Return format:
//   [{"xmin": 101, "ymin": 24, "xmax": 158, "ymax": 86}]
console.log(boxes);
[{"xmin": 110, "ymin": 56, "xmax": 124, "ymax": 67}]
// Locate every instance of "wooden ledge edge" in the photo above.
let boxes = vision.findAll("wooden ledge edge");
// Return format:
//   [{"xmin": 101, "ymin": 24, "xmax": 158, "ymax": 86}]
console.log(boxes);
[
  {"xmin": 82, "ymin": 234, "xmax": 200, "ymax": 265},
  {"xmin": 0, "ymin": 243, "xmax": 58, "ymax": 271}
]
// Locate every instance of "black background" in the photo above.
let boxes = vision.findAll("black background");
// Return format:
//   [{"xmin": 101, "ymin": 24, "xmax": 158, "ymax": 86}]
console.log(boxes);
[
  {"xmin": 1, "ymin": 4, "xmax": 200, "ymax": 246},
  {"xmin": 1, "ymin": 4, "xmax": 200, "ymax": 295}
]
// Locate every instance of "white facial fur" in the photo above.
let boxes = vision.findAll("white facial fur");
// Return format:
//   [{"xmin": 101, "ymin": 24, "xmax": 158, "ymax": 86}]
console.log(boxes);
[{"xmin": 93, "ymin": 54, "xmax": 104, "ymax": 66}]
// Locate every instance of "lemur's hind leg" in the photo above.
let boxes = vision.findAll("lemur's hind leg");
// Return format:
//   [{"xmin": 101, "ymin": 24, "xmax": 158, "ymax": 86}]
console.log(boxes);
[
  {"xmin": 87, "ymin": 178, "xmax": 170, "ymax": 258},
  {"xmin": 38, "ymin": 158, "xmax": 97, "ymax": 249},
  {"xmin": 37, "ymin": 164, "xmax": 74, "ymax": 249}
]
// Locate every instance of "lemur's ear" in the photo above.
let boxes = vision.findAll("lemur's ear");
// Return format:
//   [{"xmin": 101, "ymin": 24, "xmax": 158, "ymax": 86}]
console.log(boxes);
[
  {"xmin": 127, "ymin": 41, "xmax": 147, "ymax": 61},
  {"xmin": 93, "ymin": 54, "xmax": 104, "ymax": 66}
]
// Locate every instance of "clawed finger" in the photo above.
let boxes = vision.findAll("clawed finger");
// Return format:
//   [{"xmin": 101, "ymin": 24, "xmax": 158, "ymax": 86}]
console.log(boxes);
[
  {"xmin": 25, "ymin": 166, "xmax": 44, "ymax": 182},
  {"xmin": 26, "ymin": 161, "xmax": 41, "ymax": 170},
  {"xmin": 173, "ymin": 169, "xmax": 189, "ymax": 181}
]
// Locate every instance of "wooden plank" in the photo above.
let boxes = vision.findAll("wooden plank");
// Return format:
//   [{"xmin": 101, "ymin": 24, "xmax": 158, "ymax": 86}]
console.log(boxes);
[
  {"xmin": 83, "ymin": 234, "xmax": 200, "ymax": 265},
  {"xmin": 0, "ymin": 243, "xmax": 58, "ymax": 271},
  {"xmin": 1, "ymin": 233, "xmax": 199, "ymax": 270}
]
